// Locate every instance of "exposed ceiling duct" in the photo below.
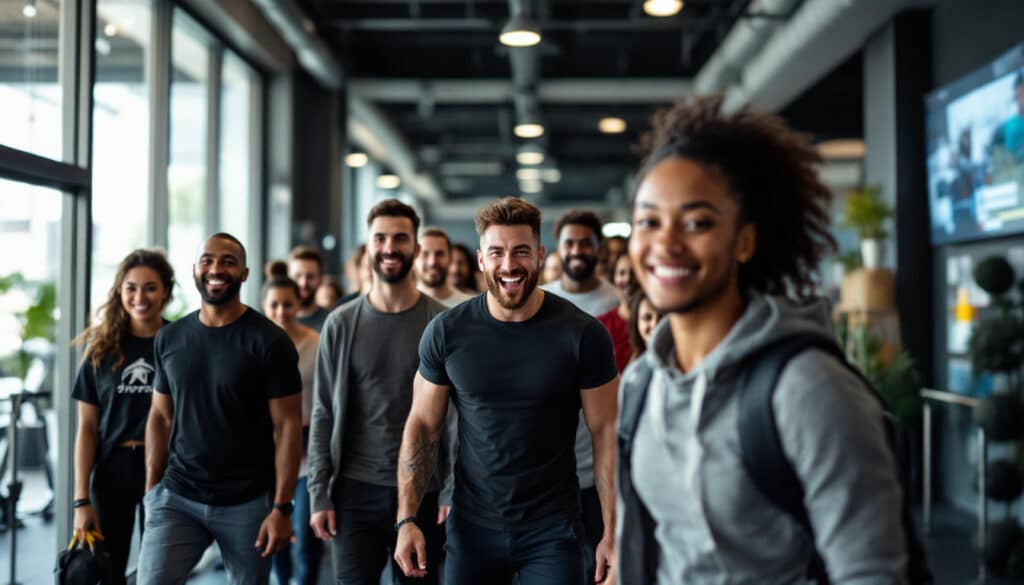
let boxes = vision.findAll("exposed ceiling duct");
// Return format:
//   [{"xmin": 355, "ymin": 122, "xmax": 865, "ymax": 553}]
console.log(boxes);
[
  {"xmin": 349, "ymin": 78, "xmax": 693, "ymax": 104},
  {"xmin": 707, "ymin": 0, "xmax": 934, "ymax": 113},
  {"xmin": 251, "ymin": 0, "xmax": 444, "ymax": 204}
]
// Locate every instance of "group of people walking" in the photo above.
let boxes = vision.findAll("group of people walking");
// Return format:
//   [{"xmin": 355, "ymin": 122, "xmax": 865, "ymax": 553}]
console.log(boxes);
[{"xmin": 69, "ymin": 97, "xmax": 921, "ymax": 585}]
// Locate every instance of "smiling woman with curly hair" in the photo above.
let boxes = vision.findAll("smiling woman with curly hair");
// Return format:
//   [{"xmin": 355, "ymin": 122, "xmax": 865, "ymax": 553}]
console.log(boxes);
[{"xmin": 617, "ymin": 96, "xmax": 920, "ymax": 585}]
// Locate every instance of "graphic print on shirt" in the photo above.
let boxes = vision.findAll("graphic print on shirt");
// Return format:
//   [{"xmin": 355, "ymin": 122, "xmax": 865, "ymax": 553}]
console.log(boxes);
[{"xmin": 118, "ymin": 357, "xmax": 155, "ymax": 394}]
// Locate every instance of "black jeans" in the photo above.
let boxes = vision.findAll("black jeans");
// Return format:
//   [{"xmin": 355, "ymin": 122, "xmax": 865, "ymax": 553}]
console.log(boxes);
[
  {"xmin": 444, "ymin": 511, "xmax": 583, "ymax": 585},
  {"xmin": 91, "ymin": 444, "xmax": 146, "ymax": 585},
  {"xmin": 329, "ymin": 477, "xmax": 442, "ymax": 585},
  {"xmin": 578, "ymin": 486, "xmax": 605, "ymax": 584}
]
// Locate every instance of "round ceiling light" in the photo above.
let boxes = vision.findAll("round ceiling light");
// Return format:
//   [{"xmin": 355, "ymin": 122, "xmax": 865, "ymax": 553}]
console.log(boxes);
[
  {"xmin": 514, "ymin": 123, "xmax": 545, "ymax": 139},
  {"xmin": 643, "ymin": 0, "xmax": 683, "ymax": 17},
  {"xmin": 598, "ymin": 117, "xmax": 627, "ymax": 134},
  {"xmin": 376, "ymin": 174, "xmax": 401, "ymax": 189},
  {"xmin": 517, "ymin": 144, "xmax": 544, "ymax": 165},
  {"xmin": 500, "ymin": 15, "xmax": 542, "ymax": 47},
  {"xmin": 346, "ymin": 152, "xmax": 369, "ymax": 168}
]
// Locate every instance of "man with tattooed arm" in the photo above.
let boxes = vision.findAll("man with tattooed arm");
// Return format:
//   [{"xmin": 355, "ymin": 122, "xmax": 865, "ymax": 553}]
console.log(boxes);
[{"xmin": 394, "ymin": 197, "xmax": 620, "ymax": 585}]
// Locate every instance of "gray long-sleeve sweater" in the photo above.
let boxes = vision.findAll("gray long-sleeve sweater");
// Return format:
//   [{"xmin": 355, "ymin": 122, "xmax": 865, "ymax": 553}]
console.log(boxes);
[
  {"xmin": 307, "ymin": 295, "xmax": 454, "ymax": 513},
  {"xmin": 617, "ymin": 292, "xmax": 908, "ymax": 584}
]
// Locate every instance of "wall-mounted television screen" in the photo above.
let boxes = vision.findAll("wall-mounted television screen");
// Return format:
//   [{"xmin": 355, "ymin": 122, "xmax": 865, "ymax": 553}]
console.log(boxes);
[{"xmin": 926, "ymin": 42, "xmax": 1024, "ymax": 245}]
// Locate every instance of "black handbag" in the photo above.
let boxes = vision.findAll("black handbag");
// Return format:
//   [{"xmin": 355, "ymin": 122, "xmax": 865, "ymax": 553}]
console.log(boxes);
[{"xmin": 54, "ymin": 531, "xmax": 114, "ymax": 585}]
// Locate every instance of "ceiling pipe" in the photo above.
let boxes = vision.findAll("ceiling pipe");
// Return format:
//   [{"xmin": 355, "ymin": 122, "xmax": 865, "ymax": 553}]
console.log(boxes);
[
  {"xmin": 720, "ymin": 0, "xmax": 932, "ymax": 113},
  {"xmin": 692, "ymin": 0, "xmax": 802, "ymax": 96},
  {"xmin": 251, "ymin": 0, "xmax": 444, "ymax": 203}
]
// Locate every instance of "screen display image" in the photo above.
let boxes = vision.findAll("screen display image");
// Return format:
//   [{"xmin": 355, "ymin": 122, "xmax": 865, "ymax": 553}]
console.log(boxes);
[{"xmin": 926, "ymin": 43, "xmax": 1024, "ymax": 245}]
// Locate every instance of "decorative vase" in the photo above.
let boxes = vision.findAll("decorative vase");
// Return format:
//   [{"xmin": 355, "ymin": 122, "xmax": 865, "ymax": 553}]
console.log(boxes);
[{"xmin": 861, "ymin": 238, "xmax": 884, "ymax": 269}]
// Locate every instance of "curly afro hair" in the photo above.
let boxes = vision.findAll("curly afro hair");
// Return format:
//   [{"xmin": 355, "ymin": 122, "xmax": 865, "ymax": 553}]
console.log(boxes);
[{"xmin": 633, "ymin": 95, "xmax": 836, "ymax": 300}]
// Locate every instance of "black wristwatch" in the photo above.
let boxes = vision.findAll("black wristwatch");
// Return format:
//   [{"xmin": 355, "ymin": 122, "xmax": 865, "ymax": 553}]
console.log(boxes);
[
  {"xmin": 273, "ymin": 501, "xmax": 294, "ymax": 515},
  {"xmin": 394, "ymin": 516, "xmax": 417, "ymax": 532}
]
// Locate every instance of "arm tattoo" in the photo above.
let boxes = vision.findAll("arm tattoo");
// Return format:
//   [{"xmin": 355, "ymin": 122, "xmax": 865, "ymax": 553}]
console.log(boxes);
[{"xmin": 402, "ymin": 435, "xmax": 439, "ymax": 503}]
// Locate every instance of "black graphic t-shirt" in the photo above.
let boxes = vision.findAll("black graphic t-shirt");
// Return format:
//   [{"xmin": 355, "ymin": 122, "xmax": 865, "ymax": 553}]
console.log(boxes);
[
  {"xmin": 418, "ymin": 293, "xmax": 617, "ymax": 529},
  {"xmin": 153, "ymin": 308, "xmax": 301, "ymax": 506},
  {"xmin": 72, "ymin": 334, "xmax": 158, "ymax": 466}
]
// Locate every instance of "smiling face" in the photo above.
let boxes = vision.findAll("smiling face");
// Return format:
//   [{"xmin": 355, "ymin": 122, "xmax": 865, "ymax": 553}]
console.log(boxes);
[
  {"xmin": 368, "ymin": 215, "xmax": 418, "ymax": 284},
  {"xmin": 637, "ymin": 297, "xmax": 661, "ymax": 344},
  {"xmin": 612, "ymin": 253, "xmax": 634, "ymax": 296},
  {"xmin": 629, "ymin": 157, "xmax": 755, "ymax": 317},
  {"xmin": 557, "ymin": 224, "xmax": 600, "ymax": 283},
  {"xmin": 288, "ymin": 258, "xmax": 322, "ymax": 308},
  {"xmin": 193, "ymin": 236, "xmax": 249, "ymax": 306},
  {"xmin": 448, "ymin": 246, "xmax": 472, "ymax": 290},
  {"xmin": 262, "ymin": 285, "xmax": 300, "ymax": 330},
  {"xmin": 120, "ymin": 266, "xmax": 169, "ymax": 325},
  {"xmin": 478, "ymin": 224, "xmax": 545, "ymax": 310},
  {"xmin": 416, "ymin": 235, "xmax": 450, "ymax": 288}
]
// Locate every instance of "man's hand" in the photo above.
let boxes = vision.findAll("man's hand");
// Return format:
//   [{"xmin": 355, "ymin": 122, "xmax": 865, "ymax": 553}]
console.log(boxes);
[
  {"xmin": 394, "ymin": 523, "xmax": 428, "ymax": 578},
  {"xmin": 310, "ymin": 510, "xmax": 337, "ymax": 541},
  {"xmin": 437, "ymin": 505, "xmax": 450, "ymax": 524},
  {"xmin": 255, "ymin": 509, "xmax": 293, "ymax": 557},
  {"xmin": 594, "ymin": 535, "xmax": 616, "ymax": 584},
  {"xmin": 73, "ymin": 505, "xmax": 101, "ymax": 541}
]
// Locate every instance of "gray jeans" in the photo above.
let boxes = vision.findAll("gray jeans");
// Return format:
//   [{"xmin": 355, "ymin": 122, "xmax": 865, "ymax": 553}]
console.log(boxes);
[{"xmin": 136, "ymin": 483, "xmax": 271, "ymax": 585}]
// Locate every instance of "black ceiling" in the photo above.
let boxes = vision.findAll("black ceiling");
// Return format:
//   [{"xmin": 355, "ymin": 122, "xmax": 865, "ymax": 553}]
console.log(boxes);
[{"xmin": 300, "ymin": 0, "xmax": 863, "ymax": 206}]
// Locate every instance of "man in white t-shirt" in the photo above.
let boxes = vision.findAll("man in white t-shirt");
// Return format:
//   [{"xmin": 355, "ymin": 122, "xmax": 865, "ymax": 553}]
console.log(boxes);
[
  {"xmin": 416, "ymin": 227, "xmax": 475, "ymax": 308},
  {"xmin": 539, "ymin": 209, "xmax": 619, "ymax": 585}
]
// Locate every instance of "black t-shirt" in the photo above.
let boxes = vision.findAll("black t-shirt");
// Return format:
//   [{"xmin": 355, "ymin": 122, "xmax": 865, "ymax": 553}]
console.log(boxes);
[
  {"xmin": 153, "ymin": 308, "xmax": 301, "ymax": 505},
  {"xmin": 418, "ymin": 292, "xmax": 617, "ymax": 529},
  {"xmin": 72, "ymin": 334, "xmax": 158, "ymax": 466}
]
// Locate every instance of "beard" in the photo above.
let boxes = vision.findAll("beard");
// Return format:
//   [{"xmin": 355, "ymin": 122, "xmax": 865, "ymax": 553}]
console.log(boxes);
[
  {"xmin": 194, "ymin": 273, "xmax": 242, "ymax": 306},
  {"xmin": 419, "ymin": 265, "xmax": 447, "ymax": 288},
  {"xmin": 561, "ymin": 254, "xmax": 598, "ymax": 282},
  {"xmin": 374, "ymin": 251, "xmax": 415, "ymax": 284},
  {"xmin": 298, "ymin": 286, "xmax": 316, "ymax": 308},
  {"xmin": 485, "ymin": 267, "xmax": 540, "ymax": 310}
]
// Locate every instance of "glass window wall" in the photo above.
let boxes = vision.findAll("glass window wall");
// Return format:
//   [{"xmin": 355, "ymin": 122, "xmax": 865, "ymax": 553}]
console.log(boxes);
[
  {"xmin": 91, "ymin": 0, "xmax": 153, "ymax": 308},
  {"xmin": 0, "ymin": 0, "xmax": 63, "ymax": 160},
  {"xmin": 218, "ymin": 51, "xmax": 256, "ymax": 252}
]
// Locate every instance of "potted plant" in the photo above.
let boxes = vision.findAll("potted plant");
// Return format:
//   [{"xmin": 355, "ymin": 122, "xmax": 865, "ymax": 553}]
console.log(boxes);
[{"xmin": 841, "ymin": 185, "xmax": 893, "ymax": 269}]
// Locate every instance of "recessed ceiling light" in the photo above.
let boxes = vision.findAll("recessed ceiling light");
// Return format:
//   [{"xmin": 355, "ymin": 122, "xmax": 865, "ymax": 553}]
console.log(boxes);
[
  {"xmin": 500, "ymin": 14, "xmax": 542, "ymax": 47},
  {"xmin": 104, "ymin": 23, "xmax": 119, "ymax": 37},
  {"xmin": 22, "ymin": 0, "xmax": 37, "ymax": 18},
  {"xmin": 816, "ymin": 139, "xmax": 866, "ymax": 160},
  {"xmin": 602, "ymin": 222, "xmax": 632, "ymax": 238},
  {"xmin": 516, "ymin": 168, "xmax": 542, "ymax": 181},
  {"xmin": 377, "ymin": 174, "xmax": 401, "ymax": 189},
  {"xmin": 517, "ymin": 144, "xmax": 544, "ymax": 165},
  {"xmin": 598, "ymin": 117, "xmax": 627, "ymax": 134},
  {"xmin": 514, "ymin": 123, "xmax": 545, "ymax": 138},
  {"xmin": 520, "ymin": 179, "xmax": 543, "ymax": 194},
  {"xmin": 346, "ymin": 152, "xmax": 369, "ymax": 168},
  {"xmin": 643, "ymin": 0, "xmax": 683, "ymax": 17}
]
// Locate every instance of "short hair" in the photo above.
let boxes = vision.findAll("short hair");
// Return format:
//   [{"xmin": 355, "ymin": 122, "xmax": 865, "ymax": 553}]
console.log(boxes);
[
  {"xmin": 419, "ymin": 227, "xmax": 452, "ymax": 252},
  {"xmin": 475, "ymin": 197, "xmax": 542, "ymax": 240},
  {"xmin": 633, "ymin": 95, "xmax": 836, "ymax": 299},
  {"xmin": 553, "ymin": 209, "xmax": 603, "ymax": 243},
  {"xmin": 288, "ymin": 245, "xmax": 324, "ymax": 271},
  {"xmin": 367, "ymin": 199, "xmax": 421, "ymax": 235},
  {"xmin": 208, "ymin": 232, "xmax": 247, "ymax": 265}
]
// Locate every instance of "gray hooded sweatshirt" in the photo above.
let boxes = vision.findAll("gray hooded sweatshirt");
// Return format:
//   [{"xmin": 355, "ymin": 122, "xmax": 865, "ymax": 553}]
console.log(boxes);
[{"xmin": 616, "ymin": 292, "xmax": 908, "ymax": 584}]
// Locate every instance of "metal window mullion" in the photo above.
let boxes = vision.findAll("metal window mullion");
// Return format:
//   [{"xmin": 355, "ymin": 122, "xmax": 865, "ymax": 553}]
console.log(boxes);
[
  {"xmin": 206, "ymin": 45, "xmax": 222, "ymax": 236},
  {"xmin": 148, "ymin": 0, "xmax": 172, "ymax": 250},
  {"xmin": 245, "ymin": 70, "xmax": 265, "ymax": 308}
]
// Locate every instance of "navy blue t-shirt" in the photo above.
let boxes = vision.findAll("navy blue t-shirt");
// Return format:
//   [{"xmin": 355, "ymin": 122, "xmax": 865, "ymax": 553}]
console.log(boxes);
[
  {"xmin": 418, "ymin": 292, "xmax": 617, "ymax": 529},
  {"xmin": 153, "ymin": 308, "xmax": 301, "ymax": 505}
]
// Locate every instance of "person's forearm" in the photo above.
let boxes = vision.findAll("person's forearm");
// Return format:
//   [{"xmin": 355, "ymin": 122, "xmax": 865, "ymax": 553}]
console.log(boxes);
[
  {"xmin": 273, "ymin": 416, "xmax": 302, "ymax": 504},
  {"xmin": 74, "ymin": 425, "xmax": 97, "ymax": 500},
  {"xmin": 396, "ymin": 416, "xmax": 441, "ymax": 520},
  {"xmin": 592, "ymin": 425, "xmax": 617, "ymax": 536},
  {"xmin": 145, "ymin": 412, "xmax": 171, "ymax": 489}
]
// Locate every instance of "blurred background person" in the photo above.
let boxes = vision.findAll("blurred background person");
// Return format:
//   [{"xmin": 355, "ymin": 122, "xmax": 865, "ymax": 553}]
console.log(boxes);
[
  {"xmin": 597, "ymin": 253, "xmax": 635, "ymax": 372},
  {"xmin": 316, "ymin": 275, "xmax": 345, "ymax": 311},
  {"xmin": 416, "ymin": 227, "xmax": 474, "ymax": 307},
  {"xmin": 262, "ymin": 261, "xmax": 322, "ymax": 585},
  {"xmin": 448, "ymin": 242, "xmax": 481, "ymax": 294},
  {"xmin": 541, "ymin": 251, "xmax": 563, "ymax": 285},
  {"xmin": 627, "ymin": 289, "xmax": 662, "ymax": 363},
  {"xmin": 288, "ymin": 246, "xmax": 329, "ymax": 332}
]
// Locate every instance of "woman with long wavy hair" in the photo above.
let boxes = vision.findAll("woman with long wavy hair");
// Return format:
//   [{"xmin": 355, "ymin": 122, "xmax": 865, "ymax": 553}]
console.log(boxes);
[{"xmin": 71, "ymin": 249, "xmax": 175, "ymax": 585}]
